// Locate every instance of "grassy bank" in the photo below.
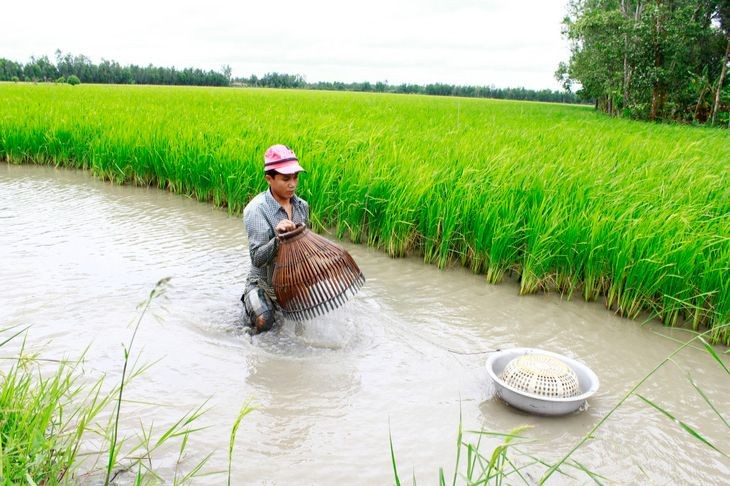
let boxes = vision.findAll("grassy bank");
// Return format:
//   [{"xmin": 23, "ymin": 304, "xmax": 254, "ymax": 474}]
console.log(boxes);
[
  {"xmin": 1, "ymin": 83, "xmax": 728, "ymax": 342},
  {"xmin": 0, "ymin": 329, "xmax": 100, "ymax": 484}
]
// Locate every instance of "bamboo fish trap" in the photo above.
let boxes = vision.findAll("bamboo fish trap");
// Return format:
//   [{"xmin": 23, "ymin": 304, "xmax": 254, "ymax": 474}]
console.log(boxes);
[{"xmin": 273, "ymin": 224, "xmax": 365, "ymax": 321}]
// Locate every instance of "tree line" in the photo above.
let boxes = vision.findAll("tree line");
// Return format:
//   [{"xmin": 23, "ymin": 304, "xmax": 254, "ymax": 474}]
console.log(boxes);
[
  {"xmin": 557, "ymin": 0, "xmax": 730, "ymax": 125},
  {"xmin": 1, "ymin": 50, "xmax": 583, "ymax": 104},
  {"xmin": 235, "ymin": 72, "xmax": 584, "ymax": 103},
  {"xmin": 0, "ymin": 50, "xmax": 230, "ymax": 86}
]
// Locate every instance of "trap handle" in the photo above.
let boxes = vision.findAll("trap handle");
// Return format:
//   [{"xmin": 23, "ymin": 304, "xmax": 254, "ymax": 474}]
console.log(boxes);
[{"xmin": 277, "ymin": 223, "xmax": 306, "ymax": 241}]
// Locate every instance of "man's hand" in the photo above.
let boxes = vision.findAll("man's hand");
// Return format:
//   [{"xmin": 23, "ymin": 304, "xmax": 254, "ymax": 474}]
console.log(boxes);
[{"xmin": 275, "ymin": 219, "xmax": 296, "ymax": 234}]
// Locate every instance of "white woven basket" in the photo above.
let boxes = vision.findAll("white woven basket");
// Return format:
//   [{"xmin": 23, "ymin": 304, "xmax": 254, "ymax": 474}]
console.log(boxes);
[
  {"xmin": 500, "ymin": 354, "xmax": 580, "ymax": 398},
  {"xmin": 486, "ymin": 348, "xmax": 600, "ymax": 416}
]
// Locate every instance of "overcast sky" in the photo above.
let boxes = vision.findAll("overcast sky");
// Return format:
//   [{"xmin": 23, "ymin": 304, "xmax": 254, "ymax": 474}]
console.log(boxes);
[{"xmin": 3, "ymin": 0, "xmax": 571, "ymax": 90}]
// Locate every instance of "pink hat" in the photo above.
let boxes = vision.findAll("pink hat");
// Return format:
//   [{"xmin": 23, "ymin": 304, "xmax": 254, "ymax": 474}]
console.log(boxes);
[{"xmin": 264, "ymin": 144, "xmax": 306, "ymax": 174}]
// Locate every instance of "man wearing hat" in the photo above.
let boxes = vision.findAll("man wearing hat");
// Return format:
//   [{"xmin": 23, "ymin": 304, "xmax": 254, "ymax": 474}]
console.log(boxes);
[{"xmin": 242, "ymin": 144, "xmax": 309, "ymax": 334}]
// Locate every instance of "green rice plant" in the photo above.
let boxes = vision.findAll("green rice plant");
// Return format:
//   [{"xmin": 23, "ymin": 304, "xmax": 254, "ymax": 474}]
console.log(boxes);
[
  {"xmin": 389, "ymin": 414, "xmax": 602, "ymax": 485},
  {"xmin": 104, "ymin": 279, "xmax": 169, "ymax": 484},
  {"xmin": 0, "ymin": 327, "xmax": 109, "ymax": 485},
  {"xmin": 98, "ymin": 277, "xmax": 220, "ymax": 485},
  {"xmin": 119, "ymin": 401, "xmax": 214, "ymax": 485},
  {"xmin": 228, "ymin": 399, "xmax": 255, "ymax": 486},
  {"xmin": 1, "ymin": 83, "xmax": 728, "ymax": 341},
  {"xmin": 0, "ymin": 280, "xmax": 238, "ymax": 484}
]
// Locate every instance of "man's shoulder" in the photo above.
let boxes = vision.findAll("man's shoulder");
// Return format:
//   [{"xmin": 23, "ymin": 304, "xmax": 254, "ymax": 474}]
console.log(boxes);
[
  {"xmin": 243, "ymin": 192, "xmax": 270, "ymax": 224},
  {"xmin": 244, "ymin": 191, "xmax": 269, "ymax": 213}
]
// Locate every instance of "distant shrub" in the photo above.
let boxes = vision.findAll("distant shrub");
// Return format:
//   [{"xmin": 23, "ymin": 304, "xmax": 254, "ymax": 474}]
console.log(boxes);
[
  {"xmin": 67, "ymin": 75, "xmax": 80, "ymax": 86},
  {"xmin": 56, "ymin": 76, "xmax": 66, "ymax": 84},
  {"xmin": 11, "ymin": 76, "xmax": 20, "ymax": 83}
]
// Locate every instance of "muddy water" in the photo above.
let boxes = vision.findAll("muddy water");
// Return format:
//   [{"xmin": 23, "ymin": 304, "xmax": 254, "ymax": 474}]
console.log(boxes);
[{"xmin": 1, "ymin": 163, "xmax": 728, "ymax": 485}]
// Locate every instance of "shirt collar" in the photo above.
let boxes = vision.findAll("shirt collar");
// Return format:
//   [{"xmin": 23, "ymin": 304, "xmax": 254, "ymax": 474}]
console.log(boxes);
[{"xmin": 265, "ymin": 188, "xmax": 301, "ymax": 210}]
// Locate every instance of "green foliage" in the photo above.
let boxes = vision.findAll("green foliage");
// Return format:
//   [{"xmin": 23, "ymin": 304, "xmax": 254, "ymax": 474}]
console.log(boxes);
[
  {"xmin": 0, "ymin": 327, "xmax": 106, "ymax": 484},
  {"xmin": 392, "ymin": 422, "xmax": 542, "ymax": 484},
  {"xmin": 0, "ymin": 282, "xmax": 232, "ymax": 484},
  {"xmin": 0, "ymin": 50, "xmax": 581, "ymax": 103},
  {"xmin": 228, "ymin": 400, "xmax": 255, "ymax": 486},
  {"xmin": 10, "ymin": 75, "xmax": 19, "ymax": 82},
  {"xmin": 0, "ymin": 50, "xmax": 230, "ymax": 86},
  {"xmin": 56, "ymin": 75, "xmax": 66, "ymax": 84},
  {"xmin": 0, "ymin": 84, "xmax": 728, "ymax": 342},
  {"xmin": 101, "ymin": 278, "xmax": 216, "ymax": 484},
  {"xmin": 66, "ymin": 74, "xmax": 80, "ymax": 85},
  {"xmin": 560, "ymin": 0, "xmax": 730, "ymax": 123}
]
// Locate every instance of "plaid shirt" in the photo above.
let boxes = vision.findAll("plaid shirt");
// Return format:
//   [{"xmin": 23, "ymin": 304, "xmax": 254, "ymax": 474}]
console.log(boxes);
[{"xmin": 243, "ymin": 188, "xmax": 309, "ymax": 293}]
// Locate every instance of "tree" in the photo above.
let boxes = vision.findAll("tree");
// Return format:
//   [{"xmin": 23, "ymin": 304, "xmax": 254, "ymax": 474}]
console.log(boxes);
[
  {"xmin": 1, "ymin": 51, "xmax": 582, "ymax": 104},
  {"xmin": 559, "ymin": 1, "xmax": 628, "ymax": 113},
  {"xmin": 0, "ymin": 58, "xmax": 23, "ymax": 80},
  {"xmin": 711, "ymin": 0, "xmax": 730, "ymax": 124},
  {"xmin": 559, "ymin": 0, "xmax": 728, "ymax": 123},
  {"xmin": 221, "ymin": 64, "xmax": 232, "ymax": 84}
]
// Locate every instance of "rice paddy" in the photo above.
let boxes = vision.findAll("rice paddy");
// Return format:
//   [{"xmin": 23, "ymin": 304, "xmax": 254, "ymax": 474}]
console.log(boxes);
[{"xmin": 1, "ymin": 83, "xmax": 728, "ymax": 342}]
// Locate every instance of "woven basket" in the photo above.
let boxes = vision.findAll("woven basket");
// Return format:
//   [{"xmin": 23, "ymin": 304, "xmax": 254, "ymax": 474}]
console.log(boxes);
[
  {"xmin": 273, "ymin": 224, "xmax": 365, "ymax": 321},
  {"xmin": 500, "ymin": 354, "xmax": 580, "ymax": 398}
]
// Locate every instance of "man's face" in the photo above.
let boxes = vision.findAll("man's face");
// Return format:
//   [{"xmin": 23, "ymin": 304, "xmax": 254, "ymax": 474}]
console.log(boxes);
[{"xmin": 266, "ymin": 172, "xmax": 299, "ymax": 201}]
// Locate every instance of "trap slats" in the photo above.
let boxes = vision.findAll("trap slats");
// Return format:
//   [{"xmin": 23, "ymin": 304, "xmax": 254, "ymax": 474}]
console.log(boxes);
[{"xmin": 273, "ymin": 224, "xmax": 365, "ymax": 321}]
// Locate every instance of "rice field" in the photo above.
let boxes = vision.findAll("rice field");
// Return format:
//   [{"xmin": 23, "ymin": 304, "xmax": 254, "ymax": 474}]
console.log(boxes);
[{"xmin": 1, "ymin": 83, "xmax": 728, "ymax": 342}]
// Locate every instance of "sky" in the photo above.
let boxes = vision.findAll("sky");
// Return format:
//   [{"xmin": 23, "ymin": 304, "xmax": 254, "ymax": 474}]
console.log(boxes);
[{"xmin": 2, "ymin": 0, "xmax": 572, "ymax": 91}]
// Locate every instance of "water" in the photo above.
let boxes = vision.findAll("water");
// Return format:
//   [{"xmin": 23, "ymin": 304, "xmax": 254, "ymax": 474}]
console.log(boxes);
[{"xmin": 1, "ymin": 163, "xmax": 728, "ymax": 484}]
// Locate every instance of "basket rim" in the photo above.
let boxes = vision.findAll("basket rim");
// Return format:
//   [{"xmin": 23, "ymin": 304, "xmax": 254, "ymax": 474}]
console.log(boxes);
[{"xmin": 277, "ymin": 223, "xmax": 307, "ymax": 241}]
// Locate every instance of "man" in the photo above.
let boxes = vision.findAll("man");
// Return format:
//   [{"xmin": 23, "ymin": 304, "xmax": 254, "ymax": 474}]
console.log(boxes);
[{"xmin": 242, "ymin": 144, "xmax": 309, "ymax": 333}]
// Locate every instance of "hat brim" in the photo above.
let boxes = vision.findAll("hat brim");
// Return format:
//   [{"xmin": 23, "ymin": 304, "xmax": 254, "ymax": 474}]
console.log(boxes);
[{"xmin": 266, "ymin": 160, "xmax": 306, "ymax": 174}]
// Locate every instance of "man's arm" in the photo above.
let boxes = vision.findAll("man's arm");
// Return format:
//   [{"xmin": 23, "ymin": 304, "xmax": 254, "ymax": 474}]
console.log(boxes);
[{"xmin": 244, "ymin": 207, "xmax": 278, "ymax": 268}]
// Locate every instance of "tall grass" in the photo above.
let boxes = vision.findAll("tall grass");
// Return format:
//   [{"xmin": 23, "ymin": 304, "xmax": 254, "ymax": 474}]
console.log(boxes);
[
  {"xmin": 0, "ymin": 280, "xmax": 225, "ymax": 484},
  {"xmin": 1, "ymin": 83, "xmax": 728, "ymax": 341},
  {"xmin": 100, "ymin": 277, "xmax": 216, "ymax": 485},
  {"xmin": 0, "ymin": 327, "xmax": 106, "ymax": 484}
]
